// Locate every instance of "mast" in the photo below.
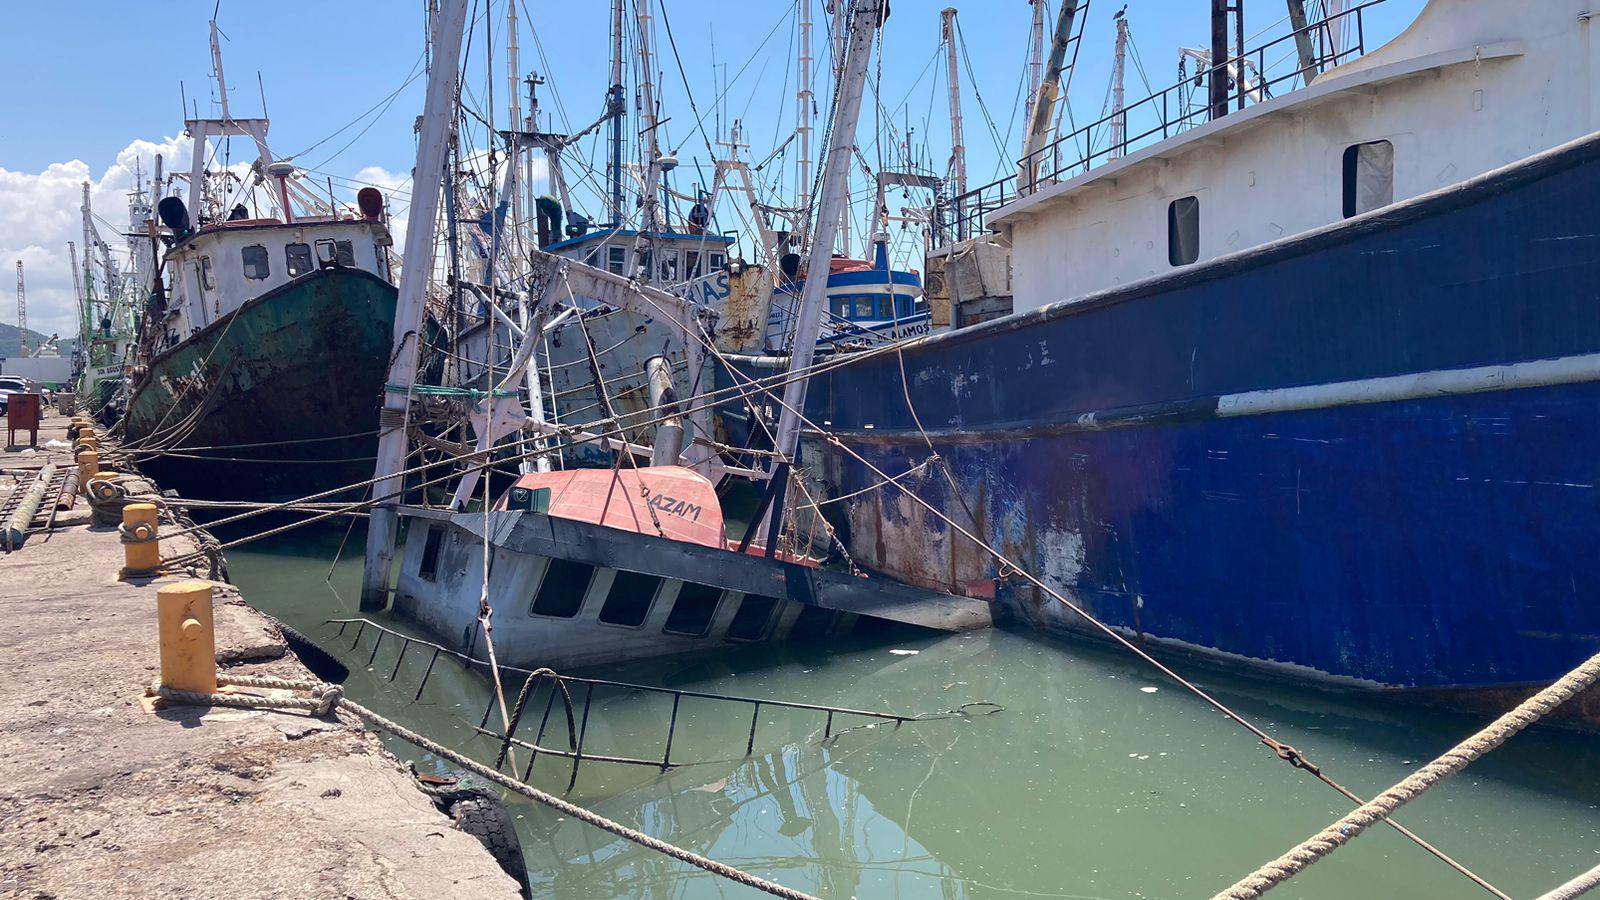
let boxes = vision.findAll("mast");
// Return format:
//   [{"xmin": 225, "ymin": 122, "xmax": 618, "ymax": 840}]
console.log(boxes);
[
  {"xmin": 360, "ymin": 0, "xmax": 470, "ymax": 610},
  {"xmin": 827, "ymin": 0, "xmax": 851, "ymax": 255},
  {"xmin": 1209, "ymin": 0, "xmax": 1231, "ymax": 120},
  {"xmin": 635, "ymin": 0, "xmax": 664, "ymax": 234},
  {"xmin": 1025, "ymin": 0, "xmax": 1045, "ymax": 127},
  {"xmin": 1016, "ymin": 1, "xmax": 1081, "ymax": 193},
  {"xmin": 209, "ymin": 20, "xmax": 231, "ymax": 122},
  {"xmin": 796, "ymin": 0, "xmax": 814, "ymax": 225},
  {"xmin": 941, "ymin": 8, "xmax": 966, "ymax": 229},
  {"xmin": 1285, "ymin": 0, "xmax": 1320, "ymax": 87},
  {"xmin": 1109, "ymin": 11, "xmax": 1129, "ymax": 159},
  {"xmin": 768, "ymin": 0, "xmax": 885, "ymax": 472},
  {"xmin": 506, "ymin": 0, "xmax": 523, "ymax": 267},
  {"xmin": 607, "ymin": 0, "xmax": 626, "ymax": 225}
]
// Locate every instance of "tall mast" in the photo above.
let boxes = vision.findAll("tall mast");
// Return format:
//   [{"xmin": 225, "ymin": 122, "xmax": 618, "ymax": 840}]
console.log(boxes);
[
  {"xmin": 209, "ymin": 20, "xmax": 231, "ymax": 122},
  {"xmin": 360, "ymin": 0, "xmax": 470, "ymax": 610},
  {"xmin": 506, "ymin": 0, "xmax": 523, "ymax": 266},
  {"xmin": 1209, "ymin": 0, "xmax": 1231, "ymax": 120},
  {"xmin": 768, "ymin": 0, "xmax": 885, "ymax": 470},
  {"xmin": 607, "ymin": 0, "xmax": 626, "ymax": 225},
  {"xmin": 1109, "ymin": 11, "xmax": 1128, "ymax": 159},
  {"xmin": 827, "ymin": 0, "xmax": 851, "ymax": 255},
  {"xmin": 635, "ymin": 0, "xmax": 663, "ymax": 233},
  {"xmin": 1285, "ymin": 0, "xmax": 1320, "ymax": 87},
  {"xmin": 1025, "ymin": 0, "xmax": 1045, "ymax": 127},
  {"xmin": 941, "ymin": 8, "xmax": 966, "ymax": 225},
  {"xmin": 1016, "ymin": 0, "xmax": 1082, "ymax": 193},
  {"xmin": 796, "ymin": 0, "xmax": 814, "ymax": 226}
]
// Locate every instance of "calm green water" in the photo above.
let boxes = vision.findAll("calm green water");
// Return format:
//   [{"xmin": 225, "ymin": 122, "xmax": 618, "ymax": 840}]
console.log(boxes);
[{"xmin": 228, "ymin": 529, "xmax": 1600, "ymax": 899}]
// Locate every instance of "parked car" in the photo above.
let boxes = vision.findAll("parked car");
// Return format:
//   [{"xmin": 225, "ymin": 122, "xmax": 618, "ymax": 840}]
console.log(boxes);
[{"xmin": 0, "ymin": 376, "xmax": 51, "ymax": 416}]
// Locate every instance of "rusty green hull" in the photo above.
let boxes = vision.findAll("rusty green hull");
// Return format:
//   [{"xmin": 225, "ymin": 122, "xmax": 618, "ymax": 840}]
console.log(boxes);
[{"xmin": 124, "ymin": 267, "xmax": 397, "ymax": 503}]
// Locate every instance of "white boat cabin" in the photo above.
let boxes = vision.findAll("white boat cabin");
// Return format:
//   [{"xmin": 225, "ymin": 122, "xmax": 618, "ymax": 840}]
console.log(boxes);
[
  {"xmin": 153, "ymin": 217, "xmax": 393, "ymax": 354},
  {"xmin": 987, "ymin": 0, "xmax": 1595, "ymax": 313}
]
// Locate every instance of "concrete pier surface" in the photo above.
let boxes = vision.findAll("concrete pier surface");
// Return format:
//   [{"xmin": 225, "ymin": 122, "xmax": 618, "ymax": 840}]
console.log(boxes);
[{"xmin": 0, "ymin": 417, "xmax": 520, "ymax": 899}]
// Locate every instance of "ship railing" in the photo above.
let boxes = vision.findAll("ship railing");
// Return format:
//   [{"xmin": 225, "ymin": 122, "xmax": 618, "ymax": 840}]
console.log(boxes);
[
  {"xmin": 327, "ymin": 617, "xmax": 918, "ymax": 787},
  {"xmin": 951, "ymin": 0, "xmax": 1384, "ymax": 238}
]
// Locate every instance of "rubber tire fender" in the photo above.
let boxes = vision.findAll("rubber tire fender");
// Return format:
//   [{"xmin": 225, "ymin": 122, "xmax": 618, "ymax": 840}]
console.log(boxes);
[
  {"xmin": 451, "ymin": 795, "xmax": 531, "ymax": 898},
  {"xmin": 271, "ymin": 619, "xmax": 351, "ymax": 684}
]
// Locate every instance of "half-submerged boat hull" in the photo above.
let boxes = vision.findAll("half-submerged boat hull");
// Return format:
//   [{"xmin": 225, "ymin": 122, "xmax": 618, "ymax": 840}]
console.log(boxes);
[
  {"xmin": 124, "ymin": 266, "xmax": 397, "ymax": 503},
  {"xmin": 390, "ymin": 506, "xmax": 990, "ymax": 672},
  {"xmin": 787, "ymin": 132, "xmax": 1600, "ymax": 722}
]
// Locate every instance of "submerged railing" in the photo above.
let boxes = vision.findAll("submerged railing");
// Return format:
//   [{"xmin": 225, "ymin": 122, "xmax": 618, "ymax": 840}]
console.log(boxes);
[
  {"xmin": 327, "ymin": 617, "xmax": 927, "ymax": 788},
  {"xmin": 951, "ymin": 0, "xmax": 1385, "ymax": 236}
]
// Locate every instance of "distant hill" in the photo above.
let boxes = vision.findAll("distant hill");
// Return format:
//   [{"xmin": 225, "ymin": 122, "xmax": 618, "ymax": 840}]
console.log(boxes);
[{"xmin": 0, "ymin": 323, "xmax": 75, "ymax": 359}]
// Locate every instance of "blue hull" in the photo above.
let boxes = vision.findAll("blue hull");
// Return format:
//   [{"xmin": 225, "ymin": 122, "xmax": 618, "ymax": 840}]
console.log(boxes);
[{"xmin": 737, "ymin": 132, "xmax": 1600, "ymax": 715}]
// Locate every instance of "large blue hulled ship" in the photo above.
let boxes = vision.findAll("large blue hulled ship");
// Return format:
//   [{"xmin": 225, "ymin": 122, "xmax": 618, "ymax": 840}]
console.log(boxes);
[{"xmin": 766, "ymin": 0, "xmax": 1600, "ymax": 723}]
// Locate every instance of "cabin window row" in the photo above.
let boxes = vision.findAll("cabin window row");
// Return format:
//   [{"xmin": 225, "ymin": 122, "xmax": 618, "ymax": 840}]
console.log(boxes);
[
  {"xmin": 237, "ymin": 240, "xmax": 355, "ymax": 281},
  {"xmin": 1164, "ymin": 140, "xmax": 1395, "ymax": 268},
  {"xmin": 829, "ymin": 295, "xmax": 921, "ymax": 321},
  {"xmin": 524, "ymin": 557, "xmax": 788, "ymax": 642},
  {"xmin": 592, "ymin": 245, "xmax": 726, "ymax": 281}
]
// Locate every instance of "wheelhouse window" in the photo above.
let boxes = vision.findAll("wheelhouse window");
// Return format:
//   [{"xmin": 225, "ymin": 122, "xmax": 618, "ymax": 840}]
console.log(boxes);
[
  {"xmin": 606, "ymin": 245, "xmax": 627, "ymax": 275},
  {"xmin": 529, "ymin": 558, "xmax": 593, "ymax": 618},
  {"xmin": 1167, "ymin": 196, "xmax": 1200, "ymax": 267},
  {"xmin": 241, "ymin": 244, "xmax": 270, "ymax": 279},
  {"xmin": 709, "ymin": 252, "xmax": 725, "ymax": 270},
  {"xmin": 657, "ymin": 249, "xmax": 679, "ymax": 283},
  {"xmin": 684, "ymin": 250, "xmax": 703, "ymax": 279},
  {"xmin": 334, "ymin": 240, "xmax": 356, "ymax": 267},
  {"xmin": 285, "ymin": 243, "xmax": 313, "ymax": 277},
  {"xmin": 199, "ymin": 256, "xmax": 216, "ymax": 290},
  {"xmin": 662, "ymin": 583, "xmax": 722, "ymax": 637},
  {"xmin": 829, "ymin": 297, "xmax": 851, "ymax": 319},
  {"xmin": 726, "ymin": 594, "xmax": 779, "ymax": 642},
  {"xmin": 598, "ymin": 570, "xmax": 660, "ymax": 627},
  {"xmin": 1342, "ymin": 140, "xmax": 1394, "ymax": 218},
  {"xmin": 417, "ymin": 526, "xmax": 444, "ymax": 582}
]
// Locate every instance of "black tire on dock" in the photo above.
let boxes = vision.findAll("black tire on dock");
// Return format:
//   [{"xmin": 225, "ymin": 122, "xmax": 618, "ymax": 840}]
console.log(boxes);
[
  {"xmin": 451, "ymin": 794, "xmax": 531, "ymax": 897},
  {"xmin": 272, "ymin": 619, "xmax": 350, "ymax": 684}
]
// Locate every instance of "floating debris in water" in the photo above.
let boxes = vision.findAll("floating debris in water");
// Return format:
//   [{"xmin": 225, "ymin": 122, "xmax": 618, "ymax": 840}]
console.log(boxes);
[
  {"xmin": 1140, "ymin": 686, "xmax": 1159, "ymax": 693},
  {"xmin": 889, "ymin": 649, "xmax": 919, "ymax": 656}
]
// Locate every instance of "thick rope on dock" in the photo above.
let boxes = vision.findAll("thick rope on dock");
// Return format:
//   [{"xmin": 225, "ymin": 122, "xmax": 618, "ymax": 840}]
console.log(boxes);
[
  {"xmin": 1538, "ymin": 862, "xmax": 1600, "ymax": 900},
  {"xmin": 1214, "ymin": 650, "xmax": 1600, "ymax": 899},
  {"xmin": 154, "ymin": 673, "xmax": 820, "ymax": 900}
]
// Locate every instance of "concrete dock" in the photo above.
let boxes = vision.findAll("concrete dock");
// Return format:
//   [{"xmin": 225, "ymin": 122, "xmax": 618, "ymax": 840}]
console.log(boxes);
[{"xmin": 0, "ymin": 416, "xmax": 520, "ymax": 899}]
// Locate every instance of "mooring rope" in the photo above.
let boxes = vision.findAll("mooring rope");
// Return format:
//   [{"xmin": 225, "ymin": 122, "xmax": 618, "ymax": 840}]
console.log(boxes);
[
  {"xmin": 1214, "ymin": 649, "xmax": 1600, "ymax": 899},
  {"xmin": 154, "ymin": 674, "xmax": 820, "ymax": 900},
  {"xmin": 1538, "ymin": 862, "xmax": 1600, "ymax": 900}
]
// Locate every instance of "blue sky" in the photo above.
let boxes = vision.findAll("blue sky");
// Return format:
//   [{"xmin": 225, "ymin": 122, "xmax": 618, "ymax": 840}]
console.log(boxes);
[{"xmin": 0, "ymin": 0, "xmax": 1427, "ymax": 335}]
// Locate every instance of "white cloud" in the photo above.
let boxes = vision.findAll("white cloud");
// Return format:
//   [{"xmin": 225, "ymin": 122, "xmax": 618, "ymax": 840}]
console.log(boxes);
[{"xmin": 0, "ymin": 135, "xmax": 190, "ymax": 339}]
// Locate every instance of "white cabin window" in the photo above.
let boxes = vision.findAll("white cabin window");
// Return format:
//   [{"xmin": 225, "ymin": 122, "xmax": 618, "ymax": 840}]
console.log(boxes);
[
  {"xmin": 334, "ymin": 240, "xmax": 355, "ymax": 267},
  {"xmin": 684, "ymin": 250, "xmax": 703, "ymax": 279},
  {"xmin": 199, "ymin": 256, "xmax": 216, "ymax": 290},
  {"xmin": 606, "ymin": 245, "xmax": 626, "ymax": 275},
  {"xmin": 1168, "ymin": 196, "xmax": 1200, "ymax": 267},
  {"xmin": 241, "ymin": 244, "xmax": 270, "ymax": 280},
  {"xmin": 285, "ymin": 243, "xmax": 313, "ymax": 277},
  {"xmin": 657, "ymin": 249, "xmax": 679, "ymax": 283},
  {"xmin": 1342, "ymin": 140, "xmax": 1394, "ymax": 218},
  {"xmin": 709, "ymin": 252, "xmax": 725, "ymax": 270}
]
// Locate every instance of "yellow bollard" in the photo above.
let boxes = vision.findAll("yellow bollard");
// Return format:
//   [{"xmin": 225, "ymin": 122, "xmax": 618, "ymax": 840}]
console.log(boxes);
[
  {"xmin": 121, "ymin": 502, "xmax": 160, "ymax": 577},
  {"xmin": 156, "ymin": 582, "xmax": 217, "ymax": 694},
  {"xmin": 77, "ymin": 450, "xmax": 100, "ymax": 485}
]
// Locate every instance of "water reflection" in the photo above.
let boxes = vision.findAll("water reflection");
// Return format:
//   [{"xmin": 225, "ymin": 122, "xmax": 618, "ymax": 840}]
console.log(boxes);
[{"xmin": 228, "ymin": 534, "xmax": 1600, "ymax": 900}]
